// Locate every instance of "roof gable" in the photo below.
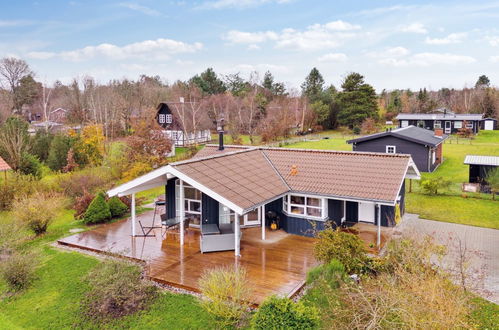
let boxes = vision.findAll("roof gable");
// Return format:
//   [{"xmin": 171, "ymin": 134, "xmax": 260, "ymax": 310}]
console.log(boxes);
[
  {"xmin": 0, "ymin": 156, "xmax": 12, "ymax": 171},
  {"xmin": 347, "ymin": 126, "xmax": 447, "ymax": 147}
]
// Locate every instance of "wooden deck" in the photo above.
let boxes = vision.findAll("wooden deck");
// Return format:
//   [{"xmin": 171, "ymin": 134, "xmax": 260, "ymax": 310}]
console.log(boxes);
[{"xmin": 58, "ymin": 211, "xmax": 318, "ymax": 305}]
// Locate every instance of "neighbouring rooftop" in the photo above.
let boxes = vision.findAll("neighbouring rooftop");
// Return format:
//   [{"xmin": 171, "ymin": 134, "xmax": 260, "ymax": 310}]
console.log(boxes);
[
  {"xmin": 0, "ymin": 156, "xmax": 11, "ymax": 171},
  {"xmin": 347, "ymin": 125, "xmax": 448, "ymax": 147},
  {"xmin": 396, "ymin": 113, "xmax": 484, "ymax": 121},
  {"xmin": 464, "ymin": 155, "xmax": 499, "ymax": 167}
]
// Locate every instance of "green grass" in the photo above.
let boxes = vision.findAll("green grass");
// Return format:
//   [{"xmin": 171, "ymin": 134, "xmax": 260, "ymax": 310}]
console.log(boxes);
[
  {"xmin": 0, "ymin": 247, "xmax": 214, "ymax": 329},
  {"xmin": 286, "ymin": 130, "xmax": 499, "ymax": 229},
  {"xmin": 468, "ymin": 297, "xmax": 499, "ymax": 329}
]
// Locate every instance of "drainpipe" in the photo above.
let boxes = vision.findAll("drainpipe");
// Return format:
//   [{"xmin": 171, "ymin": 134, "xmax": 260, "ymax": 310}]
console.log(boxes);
[{"xmin": 377, "ymin": 204, "xmax": 381, "ymax": 248}]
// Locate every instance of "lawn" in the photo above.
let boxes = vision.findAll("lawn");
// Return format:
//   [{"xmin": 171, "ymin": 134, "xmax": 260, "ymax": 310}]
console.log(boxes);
[
  {"xmin": 286, "ymin": 130, "xmax": 499, "ymax": 229},
  {"xmin": 0, "ymin": 185, "xmax": 216, "ymax": 329}
]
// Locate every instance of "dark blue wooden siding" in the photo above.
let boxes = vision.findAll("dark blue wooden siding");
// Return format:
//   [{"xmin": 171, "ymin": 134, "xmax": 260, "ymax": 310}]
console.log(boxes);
[
  {"xmin": 285, "ymin": 216, "xmax": 325, "ymax": 237},
  {"xmin": 165, "ymin": 178, "xmax": 176, "ymax": 219},
  {"xmin": 328, "ymin": 199, "xmax": 343, "ymax": 226},
  {"xmin": 352, "ymin": 135, "xmax": 430, "ymax": 172},
  {"xmin": 264, "ymin": 198, "xmax": 284, "ymax": 228},
  {"xmin": 398, "ymin": 119, "xmax": 480, "ymax": 134},
  {"xmin": 201, "ymin": 194, "xmax": 219, "ymax": 225}
]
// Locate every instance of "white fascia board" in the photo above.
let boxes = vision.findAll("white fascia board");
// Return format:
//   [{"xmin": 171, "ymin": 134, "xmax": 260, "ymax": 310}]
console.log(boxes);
[
  {"xmin": 167, "ymin": 165, "xmax": 245, "ymax": 215},
  {"xmin": 117, "ymin": 181, "xmax": 167, "ymax": 197},
  {"xmin": 107, "ymin": 166, "xmax": 170, "ymax": 197},
  {"xmin": 406, "ymin": 158, "xmax": 421, "ymax": 180}
]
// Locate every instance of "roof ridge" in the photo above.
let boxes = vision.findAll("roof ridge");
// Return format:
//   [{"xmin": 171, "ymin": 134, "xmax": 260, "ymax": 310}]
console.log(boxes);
[
  {"xmin": 260, "ymin": 150, "xmax": 291, "ymax": 191},
  {"xmin": 261, "ymin": 147, "xmax": 411, "ymax": 158},
  {"xmin": 171, "ymin": 148, "xmax": 257, "ymax": 166}
]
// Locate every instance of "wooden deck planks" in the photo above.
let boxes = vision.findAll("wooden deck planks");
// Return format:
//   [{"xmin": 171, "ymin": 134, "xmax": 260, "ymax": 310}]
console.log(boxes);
[{"xmin": 58, "ymin": 214, "xmax": 318, "ymax": 305}]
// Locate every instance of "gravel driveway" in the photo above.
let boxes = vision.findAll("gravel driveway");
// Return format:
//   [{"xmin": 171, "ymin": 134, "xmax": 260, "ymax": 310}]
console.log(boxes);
[{"xmin": 396, "ymin": 214, "xmax": 499, "ymax": 304}]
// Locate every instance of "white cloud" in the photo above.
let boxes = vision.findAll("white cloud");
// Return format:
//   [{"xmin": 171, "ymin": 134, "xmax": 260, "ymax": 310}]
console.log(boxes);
[
  {"xmin": 486, "ymin": 36, "xmax": 499, "ymax": 46},
  {"xmin": 224, "ymin": 30, "xmax": 278, "ymax": 44},
  {"xmin": 118, "ymin": 2, "xmax": 162, "ymax": 16},
  {"xmin": 367, "ymin": 46, "xmax": 410, "ymax": 58},
  {"xmin": 425, "ymin": 32, "xmax": 467, "ymax": 45},
  {"xmin": 248, "ymin": 44, "xmax": 261, "ymax": 50},
  {"xmin": 324, "ymin": 20, "xmax": 361, "ymax": 31},
  {"xmin": 223, "ymin": 20, "xmax": 361, "ymax": 51},
  {"xmin": 379, "ymin": 52, "xmax": 476, "ymax": 67},
  {"xmin": 400, "ymin": 23, "xmax": 427, "ymax": 34},
  {"xmin": 26, "ymin": 38, "xmax": 203, "ymax": 62},
  {"xmin": 198, "ymin": 0, "xmax": 291, "ymax": 9},
  {"xmin": 231, "ymin": 63, "xmax": 289, "ymax": 74},
  {"xmin": 490, "ymin": 55, "xmax": 499, "ymax": 63},
  {"xmin": 318, "ymin": 53, "xmax": 348, "ymax": 62}
]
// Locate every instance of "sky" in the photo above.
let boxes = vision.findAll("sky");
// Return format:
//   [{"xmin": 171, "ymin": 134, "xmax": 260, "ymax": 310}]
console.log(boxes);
[{"xmin": 1, "ymin": 0, "xmax": 499, "ymax": 92}]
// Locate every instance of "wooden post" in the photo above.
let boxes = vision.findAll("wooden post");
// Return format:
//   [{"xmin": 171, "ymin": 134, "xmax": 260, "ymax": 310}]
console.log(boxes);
[
  {"xmin": 235, "ymin": 214, "xmax": 241, "ymax": 256},
  {"xmin": 261, "ymin": 204, "xmax": 266, "ymax": 240},
  {"xmin": 377, "ymin": 204, "xmax": 381, "ymax": 249},
  {"xmin": 409, "ymin": 179, "xmax": 412, "ymax": 193},
  {"xmin": 131, "ymin": 193, "xmax": 136, "ymax": 237},
  {"xmin": 179, "ymin": 179, "xmax": 185, "ymax": 245}
]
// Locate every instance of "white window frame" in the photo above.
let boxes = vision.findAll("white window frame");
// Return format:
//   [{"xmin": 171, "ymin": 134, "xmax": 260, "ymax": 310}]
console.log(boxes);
[
  {"xmin": 386, "ymin": 145, "xmax": 396, "ymax": 154},
  {"xmin": 466, "ymin": 122, "xmax": 473, "ymax": 129},
  {"xmin": 165, "ymin": 114, "xmax": 172, "ymax": 124},
  {"xmin": 159, "ymin": 114, "xmax": 166, "ymax": 124},
  {"xmin": 282, "ymin": 194, "xmax": 327, "ymax": 220},
  {"xmin": 432, "ymin": 149, "xmax": 436, "ymax": 164},
  {"xmin": 176, "ymin": 180, "xmax": 202, "ymax": 227},
  {"xmin": 454, "ymin": 121, "xmax": 462, "ymax": 129},
  {"xmin": 401, "ymin": 120, "xmax": 409, "ymax": 128},
  {"xmin": 434, "ymin": 120, "xmax": 441, "ymax": 129}
]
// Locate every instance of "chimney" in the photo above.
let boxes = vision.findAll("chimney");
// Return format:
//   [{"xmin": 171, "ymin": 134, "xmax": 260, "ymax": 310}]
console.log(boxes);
[
  {"xmin": 217, "ymin": 116, "xmax": 225, "ymax": 151},
  {"xmin": 434, "ymin": 128, "xmax": 443, "ymax": 137},
  {"xmin": 290, "ymin": 165, "xmax": 298, "ymax": 176}
]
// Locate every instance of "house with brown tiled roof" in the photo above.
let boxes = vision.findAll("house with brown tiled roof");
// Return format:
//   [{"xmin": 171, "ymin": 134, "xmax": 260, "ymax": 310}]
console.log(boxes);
[{"xmin": 108, "ymin": 139, "xmax": 420, "ymax": 257}]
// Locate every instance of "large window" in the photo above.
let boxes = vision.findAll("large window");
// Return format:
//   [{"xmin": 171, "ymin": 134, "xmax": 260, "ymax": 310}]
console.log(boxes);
[
  {"xmin": 466, "ymin": 122, "xmax": 473, "ymax": 129},
  {"xmin": 454, "ymin": 121, "xmax": 462, "ymax": 129},
  {"xmin": 175, "ymin": 180, "xmax": 202, "ymax": 226},
  {"xmin": 434, "ymin": 120, "xmax": 442, "ymax": 129},
  {"xmin": 283, "ymin": 194, "xmax": 326, "ymax": 219}
]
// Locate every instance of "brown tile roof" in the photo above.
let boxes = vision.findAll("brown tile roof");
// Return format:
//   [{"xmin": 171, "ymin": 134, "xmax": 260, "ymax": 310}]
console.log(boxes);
[
  {"xmin": 172, "ymin": 146, "xmax": 411, "ymax": 211},
  {"xmin": 174, "ymin": 149, "xmax": 289, "ymax": 210},
  {"xmin": 0, "ymin": 156, "xmax": 12, "ymax": 171},
  {"xmin": 193, "ymin": 144, "xmax": 255, "ymax": 159},
  {"xmin": 263, "ymin": 148, "xmax": 409, "ymax": 203}
]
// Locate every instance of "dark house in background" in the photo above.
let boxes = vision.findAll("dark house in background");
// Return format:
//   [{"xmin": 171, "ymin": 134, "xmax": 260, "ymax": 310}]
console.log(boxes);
[
  {"xmin": 156, "ymin": 102, "xmax": 210, "ymax": 147},
  {"xmin": 464, "ymin": 155, "xmax": 499, "ymax": 189},
  {"xmin": 482, "ymin": 118, "xmax": 498, "ymax": 131},
  {"xmin": 347, "ymin": 126, "xmax": 448, "ymax": 172},
  {"xmin": 396, "ymin": 108, "xmax": 484, "ymax": 134}
]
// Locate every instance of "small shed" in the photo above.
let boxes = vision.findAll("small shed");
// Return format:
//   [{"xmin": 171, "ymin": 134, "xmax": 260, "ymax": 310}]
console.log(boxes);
[
  {"xmin": 464, "ymin": 155, "xmax": 499, "ymax": 184},
  {"xmin": 482, "ymin": 118, "xmax": 497, "ymax": 131},
  {"xmin": 347, "ymin": 126, "xmax": 448, "ymax": 172}
]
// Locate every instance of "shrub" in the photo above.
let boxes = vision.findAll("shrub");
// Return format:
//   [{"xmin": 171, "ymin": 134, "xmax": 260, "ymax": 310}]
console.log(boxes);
[
  {"xmin": 420, "ymin": 176, "xmax": 452, "ymax": 195},
  {"xmin": 74, "ymin": 191, "xmax": 95, "ymax": 219},
  {"xmin": 31, "ymin": 130, "xmax": 54, "ymax": 162},
  {"xmin": 80, "ymin": 258, "xmax": 157, "ymax": 321},
  {"xmin": 122, "ymin": 161, "xmax": 153, "ymax": 182},
  {"xmin": 47, "ymin": 134, "xmax": 73, "ymax": 171},
  {"xmin": 352, "ymin": 126, "xmax": 361, "ymax": 135},
  {"xmin": 82, "ymin": 192, "xmax": 111, "ymax": 224},
  {"xmin": 0, "ymin": 251, "xmax": 38, "ymax": 292},
  {"xmin": 56, "ymin": 167, "xmax": 113, "ymax": 199},
  {"xmin": 198, "ymin": 266, "xmax": 251, "ymax": 327},
  {"xmin": 251, "ymin": 296, "xmax": 320, "ymax": 330},
  {"xmin": 108, "ymin": 196, "xmax": 128, "ymax": 218},
  {"xmin": 0, "ymin": 174, "xmax": 44, "ymax": 211},
  {"xmin": 104, "ymin": 142, "xmax": 129, "ymax": 179},
  {"xmin": 314, "ymin": 229, "xmax": 368, "ymax": 274},
  {"xmin": 19, "ymin": 153, "xmax": 43, "ymax": 179},
  {"xmin": 12, "ymin": 192, "xmax": 63, "ymax": 235}
]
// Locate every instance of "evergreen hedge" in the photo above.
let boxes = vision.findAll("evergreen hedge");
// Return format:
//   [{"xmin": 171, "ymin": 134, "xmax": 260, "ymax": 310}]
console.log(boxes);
[
  {"xmin": 83, "ymin": 192, "xmax": 111, "ymax": 224},
  {"xmin": 108, "ymin": 196, "xmax": 128, "ymax": 218}
]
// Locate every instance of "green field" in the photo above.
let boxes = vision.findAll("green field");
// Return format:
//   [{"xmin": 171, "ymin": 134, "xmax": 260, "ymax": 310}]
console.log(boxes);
[{"xmin": 286, "ymin": 130, "xmax": 499, "ymax": 229}]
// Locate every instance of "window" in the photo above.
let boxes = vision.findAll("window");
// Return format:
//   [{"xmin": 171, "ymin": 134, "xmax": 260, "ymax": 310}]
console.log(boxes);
[
  {"xmin": 417, "ymin": 120, "xmax": 425, "ymax": 128},
  {"xmin": 454, "ymin": 121, "xmax": 462, "ymax": 129},
  {"xmin": 386, "ymin": 145, "xmax": 396, "ymax": 154},
  {"xmin": 159, "ymin": 114, "xmax": 166, "ymax": 124},
  {"xmin": 432, "ymin": 149, "xmax": 436, "ymax": 164},
  {"xmin": 283, "ymin": 194, "xmax": 325, "ymax": 219},
  {"xmin": 165, "ymin": 114, "xmax": 172, "ymax": 124},
  {"xmin": 466, "ymin": 122, "xmax": 473, "ymax": 129},
  {"xmin": 434, "ymin": 120, "xmax": 441, "ymax": 129},
  {"xmin": 175, "ymin": 180, "xmax": 202, "ymax": 226},
  {"xmin": 401, "ymin": 120, "xmax": 409, "ymax": 128}
]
